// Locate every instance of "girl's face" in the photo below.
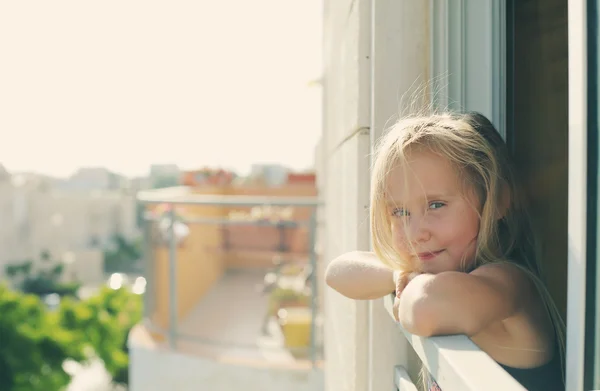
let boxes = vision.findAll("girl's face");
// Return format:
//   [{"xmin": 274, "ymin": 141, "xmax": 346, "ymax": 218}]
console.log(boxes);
[{"xmin": 386, "ymin": 149, "xmax": 481, "ymax": 274}]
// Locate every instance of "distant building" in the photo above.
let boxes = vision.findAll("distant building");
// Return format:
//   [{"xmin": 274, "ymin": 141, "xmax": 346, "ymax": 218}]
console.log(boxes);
[
  {"xmin": 181, "ymin": 167, "xmax": 235, "ymax": 187},
  {"xmin": 129, "ymin": 176, "xmax": 153, "ymax": 192},
  {"xmin": 149, "ymin": 164, "xmax": 181, "ymax": 188},
  {"xmin": 0, "ymin": 172, "xmax": 138, "ymax": 280},
  {"xmin": 239, "ymin": 164, "xmax": 290, "ymax": 187},
  {"xmin": 149, "ymin": 164, "xmax": 180, "ymax": 178},
  {"xmin": 287, "ymin": 172, "xmax": 316, "ymax": 186},
  {"xmin": 59, "ymin": 167, "xmax": 128, "ymax": 191}
]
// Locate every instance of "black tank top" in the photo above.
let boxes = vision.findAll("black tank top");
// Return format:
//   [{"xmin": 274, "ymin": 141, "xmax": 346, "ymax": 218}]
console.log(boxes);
[
  {"xmin": 428, "ymin": 353, "xmax": 564, "ymax": 391},
  {"xmin": 499, "ymin": 352, "xmax": 564, "ymax": 391}
]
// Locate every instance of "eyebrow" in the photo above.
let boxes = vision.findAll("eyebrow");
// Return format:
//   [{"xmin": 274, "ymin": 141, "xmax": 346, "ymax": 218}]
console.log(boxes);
[{"xmin": 386, "ymin": 193, "xmax": 452, "ymax": 206}]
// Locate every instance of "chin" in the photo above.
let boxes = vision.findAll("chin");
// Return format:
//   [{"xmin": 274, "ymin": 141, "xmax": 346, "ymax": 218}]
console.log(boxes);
[
  {"xmin": 420, "ymin": 264, "xmax": 444, "ymax": 274},
  {"xmin": 420, "ymin": 262, "xmax": 457, "ymax": 275}
]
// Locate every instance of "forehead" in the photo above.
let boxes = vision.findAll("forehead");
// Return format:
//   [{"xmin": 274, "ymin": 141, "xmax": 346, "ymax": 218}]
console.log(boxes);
[{"xmin": 386, "ymin": 150, "xmax": 462, "ymax": 202}]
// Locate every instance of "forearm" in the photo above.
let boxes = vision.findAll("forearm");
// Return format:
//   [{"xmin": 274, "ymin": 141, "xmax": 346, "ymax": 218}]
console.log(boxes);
[
  {"xmin": 398, "ymin": 270, "xmax": 517, "ymax": 337},
  {"xmin": 325, "ymin": 251, "xmax": 396, "ymax": 300}
]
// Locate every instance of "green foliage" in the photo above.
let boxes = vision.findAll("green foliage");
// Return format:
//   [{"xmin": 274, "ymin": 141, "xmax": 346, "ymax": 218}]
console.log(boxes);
[
  {"xmin": 268, "ymin": 287, "xmax": 310, "ymax": 316},
  {"xmin": 103, "ymin": 234, "xmax": 142, "ymax": 274},
  {"xmin": 0, "ymin": 285, "xmax": 86, "ymax": 391},
  {"xmin": 135, "ymin": 202, "xmax": 146, "ymax": 229},
  {"xmin": 58, "ymin": 287, "xmax": 142, "ymax": 386},
  {"xmin": 0, "ymin": 285, "xmax": 143, "ymax": 390},
  {"xmin": 21, "ymin": 280, "xmax": 80, "ymax": 298},
  {"xmin": 5, "ymin": 254, "xmax": 80, "ymax": 298}
]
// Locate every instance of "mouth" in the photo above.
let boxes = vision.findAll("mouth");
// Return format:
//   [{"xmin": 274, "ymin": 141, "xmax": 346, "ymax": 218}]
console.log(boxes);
[{"xmin": 416, "ymin": 250, "xmax": 444, "ymax": 261}]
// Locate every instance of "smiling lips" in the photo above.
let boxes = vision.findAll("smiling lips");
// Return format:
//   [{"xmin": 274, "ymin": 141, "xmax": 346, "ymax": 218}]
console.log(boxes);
[{"xmin": 417, "ymin": 250, "xmax": 444, "ymax": 261}]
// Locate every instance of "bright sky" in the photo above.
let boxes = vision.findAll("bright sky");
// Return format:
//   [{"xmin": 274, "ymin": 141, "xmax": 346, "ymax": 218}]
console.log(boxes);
[{"xmin": 0, "ymin": 1, "xmax": 322, "ymax": 178}]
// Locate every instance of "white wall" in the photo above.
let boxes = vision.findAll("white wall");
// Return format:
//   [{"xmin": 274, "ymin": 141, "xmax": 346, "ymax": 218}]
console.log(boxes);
[
  {"xmin": 27, "ymin": 191, "xmax": 138, "ymax": 257},
  {"xmin": 61, "ymin": 250, "xmax": 105, "ymax": 285},
  {"xmin": 321, "ymin": 1, "xmax": 430, "ymax": 390},
  {"xmin": 129, "ymin": 346, "xmax": 323, "ymax": 391},
  {"xmin": 320, "ymin": 1, "xmax": 371, "ymax": 391},
  {"xmin": 368, "ymin": 2, "xmax": 430, "ymax": 390},
  {"xmin": 0, "ymin": 181, "xmax": 28, "ymax": 274},
  {"xmin": 0, "ymin": 183, "xmax": 138, "ymax": 278}
]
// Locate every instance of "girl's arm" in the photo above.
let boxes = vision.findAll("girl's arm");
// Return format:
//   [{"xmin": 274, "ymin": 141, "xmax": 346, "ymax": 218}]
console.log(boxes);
[
  {"xmin": 325, "ymin": 251, "xmax": 399, "ymax": 300},
  {"xmin": 397, "ymin": 263, "xmax": 531, "ymax": 337}
]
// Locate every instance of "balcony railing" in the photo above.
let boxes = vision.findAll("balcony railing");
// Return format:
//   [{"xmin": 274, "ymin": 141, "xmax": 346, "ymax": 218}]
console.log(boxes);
[
  {"xmin": 137, "ymin": 188, "xmax": 323, "ymax": 366},
  {"xmin": 384, "ymin": 295, "xmax": 526, "ymax": 390}
]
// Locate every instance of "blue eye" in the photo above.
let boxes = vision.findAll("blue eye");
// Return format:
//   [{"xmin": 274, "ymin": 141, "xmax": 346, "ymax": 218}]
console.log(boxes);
[
  {"xmin": 392, "ymin": 208, "xmax": 409, "ymax": 217},
  {"xmin": 429, "ymin": 201, "xmax": 445, "ymax": 210}
]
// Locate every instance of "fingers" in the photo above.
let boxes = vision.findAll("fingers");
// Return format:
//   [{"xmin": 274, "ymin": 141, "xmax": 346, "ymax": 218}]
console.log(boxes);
[
  {"xmin": 396, "ymin": 277, "xmax": 408, "ymax": 298},
  {"xmin": 395, "ymin": 272, "xmax": 414, "ymax": 298},
  {"xmin": 393, "ymin": 271, "xmax": 422, "ymax": 322}
]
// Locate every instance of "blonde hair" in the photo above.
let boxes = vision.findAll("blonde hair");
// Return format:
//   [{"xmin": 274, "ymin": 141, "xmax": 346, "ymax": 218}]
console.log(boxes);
[{"xmin": 370, "ymin": 112, "xmax": 565, "ymax": 385}]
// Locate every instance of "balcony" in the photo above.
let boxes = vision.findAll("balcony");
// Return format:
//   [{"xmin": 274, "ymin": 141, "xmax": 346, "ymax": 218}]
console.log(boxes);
[{"xmin": 128, "ymin": 186, "xmax": 323, "ymax": 391}]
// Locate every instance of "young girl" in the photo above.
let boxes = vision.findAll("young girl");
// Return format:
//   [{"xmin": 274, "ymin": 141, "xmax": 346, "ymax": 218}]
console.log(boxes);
[{"xmin": 325, "ymin": 112, "xmax": 565, "ymax": 391}]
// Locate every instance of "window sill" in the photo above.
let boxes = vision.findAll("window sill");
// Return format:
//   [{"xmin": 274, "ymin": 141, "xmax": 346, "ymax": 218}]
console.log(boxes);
[{"xmin": 383, "ymin": 295, "xmax": 525, "ymax": 390}]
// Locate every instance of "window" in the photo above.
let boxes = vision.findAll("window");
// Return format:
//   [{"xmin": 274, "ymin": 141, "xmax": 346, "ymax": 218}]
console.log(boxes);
[
  {"xmin": 566, "ymin": 0, "xmax": 594, "ymax": 389},
  {"xmin": 586, "ymin": 0, "xmax": 600, "ymax": 388},
  {"xmin": 429, "ymin": 0, "xmax": 506, "ymax": 137}
]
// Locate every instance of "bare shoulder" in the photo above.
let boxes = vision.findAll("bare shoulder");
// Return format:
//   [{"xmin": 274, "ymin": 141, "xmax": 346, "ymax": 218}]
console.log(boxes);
[
  {"xmin": 470, "ymin": 262, "xmax": 537, "ymax": 306},
  {"xmin": 470, "ymin": 262, "xmax": 556, "ymax": 366}
]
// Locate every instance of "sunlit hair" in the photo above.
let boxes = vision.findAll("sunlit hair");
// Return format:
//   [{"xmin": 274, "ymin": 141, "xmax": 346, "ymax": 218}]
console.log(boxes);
[{"xmin": 369, "ymin": 111, "xmax": 565, "ymax": 385}]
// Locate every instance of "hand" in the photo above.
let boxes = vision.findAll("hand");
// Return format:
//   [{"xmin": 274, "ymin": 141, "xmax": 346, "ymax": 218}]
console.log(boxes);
[{"xmin": 392, "ymin": 271, "xmax": 420, "ymax": 322}]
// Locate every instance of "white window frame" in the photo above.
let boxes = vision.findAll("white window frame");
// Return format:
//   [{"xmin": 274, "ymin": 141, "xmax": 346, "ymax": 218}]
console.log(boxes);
[
  {"xmin": 566, "ymin": 0, "xmax": 588, "ymax": 389},
  {"xmin": 429, "ymin": 0, "xmax": 506, "ymax": 138}
]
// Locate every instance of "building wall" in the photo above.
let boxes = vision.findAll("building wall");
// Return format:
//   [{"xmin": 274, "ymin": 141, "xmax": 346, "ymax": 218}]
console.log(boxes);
[
  {"xmin": 150, "ymin": 186, "xmax": 227, "ymax": 332},
  {"xmin": 0, "ymin": 189, "xmax": 32, "ymax": 277},
  {"xmin": 319, "ymin": 1, "xmax": 450, "ymax": 390},
  {"xmin": 321, "ymin": 1, "xmax": 537, "ymax": 390},
  {"xmin": 0, "ymin": 179, "xmax": 137, "ymax": 281},
  {"xmin": 61, "ymin": 249, "xmax": 104, "ymax": 285},
  {"xmin": 223, "ymin": 184, "xmax": 316, "ymax": 269},
  {"xmin": 26, "ymin": 191, "xmax": 138, "ymax": 257},
  {"xmin": 320, "ymin": 1, "xmax": 372, "ymax": 390}
]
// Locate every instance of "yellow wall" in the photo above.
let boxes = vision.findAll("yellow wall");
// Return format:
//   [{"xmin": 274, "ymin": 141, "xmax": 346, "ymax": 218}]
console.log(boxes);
[{"xmin": 150, "ymin": 187, "xmax": 228, "ymax": 331}]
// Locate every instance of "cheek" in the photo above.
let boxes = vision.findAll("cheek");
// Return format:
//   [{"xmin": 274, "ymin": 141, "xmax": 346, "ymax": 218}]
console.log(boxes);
[
  {"xmin": 447, "ymin": 211, "xmax": 480, "ymax": 249},
  {"xmin": 432, "ymin": 208, "xmax": 479, "ymax": 244},
  {"xmin": 390, "ymin": 221, "xmax": 408, "ymax": 249}
]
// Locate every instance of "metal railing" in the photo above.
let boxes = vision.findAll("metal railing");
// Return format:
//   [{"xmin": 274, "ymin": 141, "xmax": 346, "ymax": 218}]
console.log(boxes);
[{"xmin": 137, "ymin": 188, "xmax": 322, "ymax": 366}]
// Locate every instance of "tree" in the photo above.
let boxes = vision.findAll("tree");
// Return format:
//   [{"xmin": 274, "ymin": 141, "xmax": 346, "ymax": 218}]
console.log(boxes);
[
  {"xmin": 4, "ymin": 252, "xmax": 79, "ymax": 298},
  {"xmin": 0, "ymin": 286, "xmax": 86, "ymax": 391},
  {"xmin": 103, "ymin": 234, "xmax": 142, "ymax": 273},
  {"xmin": 58, "ymin": 286, "xmax": 142, "ymax": 386},
  {"xmin": 0, "ymin": 285, "xmax": 143, "ymax": 390}
]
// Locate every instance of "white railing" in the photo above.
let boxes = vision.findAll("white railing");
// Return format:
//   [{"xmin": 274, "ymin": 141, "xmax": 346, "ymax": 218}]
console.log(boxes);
[
  {"xmin": 383, "ymin": 295, "xmax": 526, "ymax": 391},
  {"xmin": 394, "ymin": 365, "xmax": 418, "ymax": 391}
]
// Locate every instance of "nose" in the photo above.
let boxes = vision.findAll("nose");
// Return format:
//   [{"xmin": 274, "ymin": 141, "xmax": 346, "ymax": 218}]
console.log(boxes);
[{"xmin": 407, "ymin": 215, "xmax": 431, "ymax": 243}]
